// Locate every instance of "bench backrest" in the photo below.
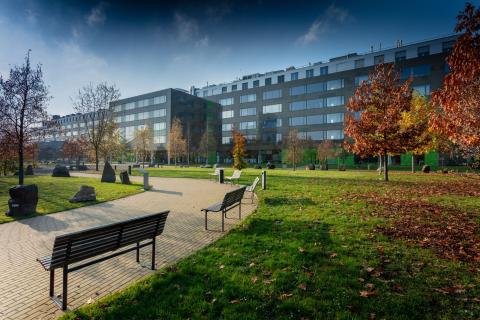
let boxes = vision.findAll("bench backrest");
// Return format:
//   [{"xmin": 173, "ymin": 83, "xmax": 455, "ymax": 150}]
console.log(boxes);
[
  {"xmin": 221, "ymin": 186, "xmax": 246, "ymax": 209},
  {"xmin": 248, "ymin": 176, "xmax": 260, "ymax": 192},
  {"xmin": 49, "ymin": 211, "xmax": 169, "ymax": 268},
  {"xmin": 212, "ymin": 168, "xmax": 220, "ymax": 175},
  {"xmin": 231, "ymin": 170, "xmax": 241, "ymax": 179}
]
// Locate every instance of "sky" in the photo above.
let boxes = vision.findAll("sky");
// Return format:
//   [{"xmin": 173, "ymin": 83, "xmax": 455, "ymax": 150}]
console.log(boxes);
[{"xmin": 0, "ymin": 0, "xmax": 475, "ymax": 116}]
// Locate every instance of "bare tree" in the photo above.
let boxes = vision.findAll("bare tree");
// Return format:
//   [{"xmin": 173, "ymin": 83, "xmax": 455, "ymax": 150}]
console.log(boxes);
[
  {"xmin": 72, "ymin": 82, "xmax": 120, "ymax": 171},
  {"xmin": 99, "ymin": 122, "xmax": 125, "ymax": 163},
  {"xmin": 133, "ymin": 125, "xmax": 153, "ymax": 168},
  {"xmin": 284, "ymin": 129, "xmax": 305, "ymax": 171},
  {"xmin": 168, "ymin": 118, "xmax": 186, "ymax": 166},
  {"xmin": 0, "ymin": 51, "xmax": 50, "ymax": 184},
  {"xmin": 316, "ymin": 140, "xmax": 340, "ymax": 170},
  {"xmin": 197, "ymin": 129, "xmax": 216, "ymax": 165}
]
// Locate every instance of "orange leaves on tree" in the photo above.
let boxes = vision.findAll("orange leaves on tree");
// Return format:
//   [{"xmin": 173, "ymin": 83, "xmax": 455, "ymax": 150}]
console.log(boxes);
[{"xmin": 231, "ymin": 129, "xmax": 247, "ymax": 169}]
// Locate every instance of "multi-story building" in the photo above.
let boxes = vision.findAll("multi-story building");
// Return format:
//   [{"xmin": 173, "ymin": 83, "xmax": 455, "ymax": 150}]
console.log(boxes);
[{"xmin": 191, "ymin": 35, "xmax": 457, "ymax": 165}]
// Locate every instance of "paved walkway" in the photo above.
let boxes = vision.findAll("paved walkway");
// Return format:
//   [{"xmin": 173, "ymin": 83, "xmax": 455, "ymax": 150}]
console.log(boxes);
[{"xmin": 0, "ymin": 174, "xmax": 256, "ymax": 320}]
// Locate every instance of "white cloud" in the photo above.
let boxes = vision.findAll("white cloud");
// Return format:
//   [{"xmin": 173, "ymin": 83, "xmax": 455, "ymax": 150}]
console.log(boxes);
[
  {"xmin": 86, "ymin": 2, "xmax": 109, "ymax": 27},
  {"xmin": 174, "ymin": 12, "xmax": 199, "ymax": 41},
  {"xmin": 297, "ymin": 4, "xmax": 349, "ymax": 45}
]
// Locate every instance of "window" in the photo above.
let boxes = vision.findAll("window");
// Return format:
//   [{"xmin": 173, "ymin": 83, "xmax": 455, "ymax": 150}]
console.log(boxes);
[
  {"xmin": 326, "ymin": 113, "xmax": 344, "ymax": 123},
  {"xmin": 307, "ymin": 82, "xmax": 326, "ymax": 93},
  {"xmin": 306, "ymin": 69, "xmax": 314, "ymax": 78},
  {"xmin": 125, "ymin": 126, "xmax": 135, "ymax": 140},
  {"xmin": 240, "ymin": 107, "xmax": 256, "ymax": 116},
  {"xmin": 276, "ymin": 133, "xmax": 282, "ymax": 143},
  {"xmin": 154, "ymin": 136, "xmax": 166, "ymax": 144},
  {"xmin": 354, "ymin": 59, "xmax": 365, "ymax": 69},
  {"xmin": 153, "ymin": 109, "xmax": 166, "ymax": 117},
  {"xmin": 154, "ymin": 122, "xmax": 166, "ymax": 131},
  {"xmin": 326, "ymin": 96, "xmax": 345, "ymax": 107},
  {"xmin": 253, "ymin": 80, "xmax": 259, "ymax": 88},
  {"xmin": 203, "ymin": 90, "xmax": 208, "ymax": 97},
  {"xmin": 125, "ymin": 102, "xmax": 135, "ymax": 110},
  {"xmin": 307, "ymin": 115, "xmax": 324, "ymax": 125},
  {"xmin": 242, "ymin": 82, "xmax": 248, "ymax": 90},
  {"xmin": 222, "ymin": 110, "xmax": 234, "ymax": 119},
  {"xmin": 395, "ymin": 50, "xmax": 406, "ymax": 62},
  {"xmin": 327, "ymin": 79, "xmax": 344, "ymax": 90},
  {"xmin": 307, "ymin": 98, "xmax": 324, "ymax": 109},
  {"xmin": 291, "ymin": 72, "xmax": 298, "ymax": 81},
  {"xmin": 320, "ymin": 66, "xmax": 328, "ymax": 75},
  {"xmin": 277, "ymin": 75, "xmax": 285, "ymax": 83},
  {"xmin": 413, "ymin": 84, "xmax": 431, "ymax": 96},
  {"xmin": 265, "ymin": 77, "xmax": 272, "ymax": 85},
  {"xmin": 289, "ymin": 100, "xmax": 306, "ymax": 111},
  {"xmin": 263, "ymin": 119, "xmax": 282, "ymax": 128},
  {"xmin": 222, "ymin": 136, "xmax": 233, "ymax": 144},
  {"xmin": 125, "ymin": 114, "xmax": 135, "ymax": 122},
  {"xmin": 326, "ymin": 130, "xmax": 344, "ymax": 140},
  {"xmin": 240, "ymin": 121, "xmax": 256, "ymax": 130},
  {"xmin": 374, "ymin": 55, "xmax": 384, "ymax": 64},
  {"xmin": 232, "ymin": 84, "xmax": 238, "ymax": 91},
  {"xmin": 442, "ymin": 40, "xmax": 455, "ymax": 53},
  {"xmin": 240, "ymin": 93, "xmax": 256, "ymax": 103},
  {"xmin": 336, "ymin": 62, "xmax": 349, "ymax": 72},
  {"xmin": 290, "ymin": 85, "xmax": 306, "ymax": 96},
  {"xmin": 401, "ymin": 64, "xmax": 431, "ymax": 78},
  {"xmin": 137, "ymin": 99, "xmax": 149, "ymax": 108},
  {"xmin": 137, "ymin": 111, "xmax": 149, "ymax": 120},
  {"xmin": 222, "ymin": 86, "xmax": 227, "ymax": 93},
  {"xmin": 245, "ymin": 135, "xmax": 256, "ymax": 142},
  {"xmin": 263, "ymin": 104, "xmax": 282, "ymax": 114},
  {"xmin": 354, "ymin": 75, "xmax": 369, "ymax": 86},
  {"xmin": 307, "ymin": 131, "xmax": 325, "ymax": 141},
  {"xmin": 263, "ymin": 89, "xmax": 282, "ymax": 100},
  {"xmin": 289, "ymin": 116, "xmax": 306, "ymax": 126},
  {"xmin": 219, "ymin": 97, "xmax": 234, "ymax": 106},
  {"xmin": 262, "ymin": 133, "xmax": 276, "ymax": 143},
  {"xmin": 113, "ymin": 104, "xmax": 122, "ymax": 112},
  {"xmin": 222, "ymin": 123, "xmax": 233, "ymax": 131},
  {"xmin": 417, "ymin": 45, "xmax": 430, "ymax": 57}
]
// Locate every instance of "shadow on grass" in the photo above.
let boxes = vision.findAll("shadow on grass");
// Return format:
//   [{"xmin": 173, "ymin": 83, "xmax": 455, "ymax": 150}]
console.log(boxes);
[{"xmin": 264, "ymin": 197, "xmax": 316, "ymax": 206}]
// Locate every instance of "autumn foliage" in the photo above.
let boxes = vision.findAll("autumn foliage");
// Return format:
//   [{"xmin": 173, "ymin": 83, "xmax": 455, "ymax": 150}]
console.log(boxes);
[{"xmin": 231, "ymin": 129, "xmax": 247, "ymax": 170}]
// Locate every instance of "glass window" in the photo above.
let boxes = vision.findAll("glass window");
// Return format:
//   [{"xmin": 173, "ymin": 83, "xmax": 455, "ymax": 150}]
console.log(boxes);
[
  {"xmin": 306, "ymin": 69, "xmax": 314, "ymax": 78},
  {"xmin": 327, "ymin": 79, "xmax": 344, "ymax": 90},
  {"xmin": 326, "ymin": 96, "xmax": 345, "ymax": 107},
  {"xmin": 222, "ymin": 86, "xmax": 227, "ymax": 93},
  {"xmin": 320, "ymin": 66, "xmax": 329, "ymax": 75},
  {"xmin": 262, "ymin": 133, "xmax": 276, "ymax": 143},
  {"xmin": 354, "ymin": 59, "xmax": 364, "ymax": 68},
  {"xmin": 290, "ymin": 72, "xmax": 298, "ymax": 81},
  {"xmin": 289, "ymin": 100, "xmax": 306, "ymax": 111},
  {"xmin": 395, "ymin": 50, "xmax": 406, "ymax": 62},
  {"xmin": 354, "ymin": 75, "xmax": 369, "ymax": 86},
  {"xmin": 289, "ymin": 117, "xmax": 306, "ymax": 126},
  {"xmin": 276, "ymin": 133, "xmax": 282, "ymax": 143},
  {"xmin": 307, "ymin": 115, "xmax": 324, "ymax": 125},
  {"xmin": 253, "ymin": 80, "xmax": 259, "ymax": 88},
  {"xmin": 245, "ymin": 135, "xmax": 256, "ymax": 142},
  {"xmin": 307, "ymin": 131, "xmax": 324, "ymax": 141},
  {"xmin": 412, "ymin": 84, "xmax": 431, "ymax": 96},
  {"xmin": 153, "ymin": 122, "xmax": 166, "ymax": 131},
  {"xmin": 220, "ymin": 97, "xmax": 234, "ymax": 106},
  {"xmin": 307, "ymin": 98, "xmax": 324, "ymax": 109},
  {"xmin": 222, "ymin": 136, "xmax": 233, "ymax": 144},
  {"xmin": 307, "ymin": 82, "xmax": 326, "ymax": 93},
  {"xmin": 277, "ymin": 75, "xmax": 285, "ymax": 83},
  {"xmin": 154, "ymin": 136, "xmax": 166, "ymax": 144},
  {"xmin": 265, "ymin": 77, "xmax": 272, "ymax": 85},
  {"xmin": 222, "ymin": 123, "xmax": 233, "ymax": 131},
  {"xmin": 374, "ymin": 55, "xmax": 384, "ymax": 64},
  {"xmin": 263, "ymin": 89, "xmax": 282, "ymax": 100},
  {"xmin": 232, "ymin": 84, "xmax": 237, "ymax": 91},
  {"xmin": 417, "ymin": 45, "xmax": 430, "ymax": 57},
  {"xmin": 240, "ymin": 93, "xmax": 256, "ymax": 103},
  {"xmin": 242, "ymin": 82, "xmax": 248, "ymax": 90},
  {"xmin": 263, "ymin": 104, "xmax": 282, "ymax": 114},
  {"xmin": 125, "ymin": 114, "xmax": 135, "ymax": 122},
  {"xmin": 402, "ymin": 64, "xmax": 431, "ymax": 78},
  {"xmin": 113, "ymin": 104, "xmax": 122, "ymax": 112},
  {"xmin": 125, "ymin": 102, "xmax": 135, "ymax": 110},
  {"xmin": 262, "ymin": 119, "xmax": 282, "ymax": 128},
  {"xmin": 153, "ymin": 109, "xmax": 166, "ymax": 117},
  {"xmin": 326, "ymin": 113, "xmax": 344, "ymax": 123},
  {"xmin": 240, "ymin": 121, "xmax": 256, "ymax": 130},
  {"xmin": 138, "ymin": 111, "xmax": 149, "ymax": 120},
  {"xmin": 222, "ymin": 110, "xmax": 234, "ymax": 119},
  {"xmin": 442, "ymin": 40, "xmax": 455, "ymax": 53},
  {"xmin": 326, "ymin": 130, "xmax": 344, "ymax": 140},
  {"xmin": 240, "ymin": 108, "xmax": 256, "ymax": 116},
  {"xmin": 290, "ymin": 85, "xmax": 306, "ymax": 96}
]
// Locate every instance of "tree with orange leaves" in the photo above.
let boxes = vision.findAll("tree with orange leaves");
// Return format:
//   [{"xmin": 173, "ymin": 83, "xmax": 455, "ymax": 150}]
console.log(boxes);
[
  {"xmin": 344, "ymin": 63, "xmax": 413, "ymax": 181},
  {"xmin": 432, "ymin": 3, "xmax": 480, "ymax": 165},
  {"xmin": 231, "ymin": 129, "xmax": 247, "ymax": 170}
]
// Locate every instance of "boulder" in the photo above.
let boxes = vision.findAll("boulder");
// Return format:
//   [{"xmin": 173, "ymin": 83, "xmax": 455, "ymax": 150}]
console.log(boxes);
[
  {"xmin": 6, "ymin": 184, "xmax": 38, "ymax": 216},
  {"xmin": 306, "ymin": 164, "xmax": 316, "ymax": 170},
  {"xmin": 254, "ymin": 164, "xmax": 262, "ymax": 169},
  {"xmin": 266, "ymin": 163, "xmax": 275, "ymax": 170},
  {"xmin": 421, "ymin": 165, "xmax": 430, "ymax": 173},
  {"xmin": 69, "ymin": 185, "xmax": 96, "ymax": 203},
  {"xmin": 101, "ymin": 161, "xmax": 116, "ymax": 183},
  {"xmin": 338, "ymin": 165, "xmax": 346, "ymax": 171},
  {"xmin": 119, "ymin": 171, "xmax": 131, "ymax": 184},
  {"xmin": 25, "ymin": 165, "xmax": 34, "ymax": 175},
  {"xmin": 52, "ymin": 165, "xmax": 70, "ymax": 177}
]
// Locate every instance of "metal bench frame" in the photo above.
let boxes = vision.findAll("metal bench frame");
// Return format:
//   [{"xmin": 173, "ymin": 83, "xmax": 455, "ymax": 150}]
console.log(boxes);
[
  {"xmin": 201, "ymin": 187, "xmax": 246, "ymax": 232},
  {"xmin": 36, "ymin": 211, "xmax": 169, "ymax": 310}
]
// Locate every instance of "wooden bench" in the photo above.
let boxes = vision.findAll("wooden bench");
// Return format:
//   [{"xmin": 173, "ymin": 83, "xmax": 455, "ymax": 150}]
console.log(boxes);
[
  {"xmin": 201, "ymin": 186, "xmax": 246, "ymax": 232},
  {"xmin": 245, "ymin": 176, "xmax": 260, "ymax": 203},
  {"xmin": 36, "ymin": 211, "xmax": 169, "ymax": 310}
]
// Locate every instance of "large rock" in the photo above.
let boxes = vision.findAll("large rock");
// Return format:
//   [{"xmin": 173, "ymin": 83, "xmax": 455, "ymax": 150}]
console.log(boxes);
[
  {"xmin": 52, "ymin": 165, "xmax": 70, "ymax": 177},
  {"xmin": 69, "ymin": 185, "xmax": 96, "ymax": 203},
  {"xmin": 119, "ymin": 171, "xmax": 131, "ymax": 184},
  {"xmin": 25, "ymin": 165, "xmax": 34, "ymax": 175},
  {"xmin": 101, "ymin": 162, "xmax": 116, "ymax": 183},
  {"xmin": 422, "ymin": 165, "xmax": 430, "ymax": 173},
  {"xmin": 306, "ymin": 164, "xmax": 316, "ymax": 170},
  {"xmin": 6, "ymin": 184, "xmax": 38, "ymax": 216}
]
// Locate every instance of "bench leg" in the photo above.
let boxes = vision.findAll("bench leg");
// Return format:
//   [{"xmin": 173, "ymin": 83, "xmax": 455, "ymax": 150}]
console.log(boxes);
[
  {"xmin": 62, "ymin": 266, "xmax": 68, "ymax": 310},
  {"xmin": 222, "ymin": 209, "xmax": 225, "ymax": 232},
  {"xmin": 204, "ymin": 211, "xmax": 208, "ymax": 230},
  {"xmin": 136, "ymin": 242, "xmax": 140, "ymax": 263},
  {"xmin": 151, "ymin": 238, "xmax": 156, "ymax": 270},
  {"xmin": 49, "ymin": 269, "xmax": 55, "ymax": 297},
  {"xmin": 239, "ymin": 202, "xmax": 242, "ymax": 220}
]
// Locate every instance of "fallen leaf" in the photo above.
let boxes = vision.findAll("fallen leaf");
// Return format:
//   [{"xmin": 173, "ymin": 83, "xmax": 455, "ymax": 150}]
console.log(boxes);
[
  {"xmin": 219, "ymin": 265, "xmax": 225, "ymax": 269},
  {"xmin": 251, "ymin": 276, "xmax": 258, "ymax": 284},
  {"xmin": 298, "ymin": 283, "xmax": 307, "ymax": 291},
  {"xmin": 359, "ymin": 290, "xmax": 378, "ymax": 298},
  {"xmin": 280, "ymin": 293, "xmax": 293, "ymax": 299},
  {"xmin": 230, "ymin": 299, "xmax": 239, "ymax": 304},
  {"xmin": 330, "ymin": 252, "xmax": 338, "ymax": 258},
  {"xmin": 298, "ymin": 247, "xmax": 306, "ymax": 253}
]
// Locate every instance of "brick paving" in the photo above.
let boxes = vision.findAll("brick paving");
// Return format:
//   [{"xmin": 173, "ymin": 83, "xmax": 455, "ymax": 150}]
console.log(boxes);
[{"xmin": 0, "ymin": 174, "xmax": 256, "ymax": 319}]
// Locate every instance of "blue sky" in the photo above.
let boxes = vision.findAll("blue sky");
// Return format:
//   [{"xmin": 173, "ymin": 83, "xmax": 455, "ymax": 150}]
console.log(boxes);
[{"xmin": 0, "ymin": 0, "xmax": 475, "ymax": 115}]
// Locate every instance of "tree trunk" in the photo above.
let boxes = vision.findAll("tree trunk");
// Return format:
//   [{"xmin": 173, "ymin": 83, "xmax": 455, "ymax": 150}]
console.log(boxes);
[
  {"xmin": 18, "ymin": 141, "xmax": 24, "ymax": 185},
  {"xmin": 95, "ymin": 148, "xmax": 99, "ymax": 171},
  {"xmin": 383, "ymin": 152, "xmax": 389, "ymax": 181},
  {"xmin": 411, "ymin": 154, "xmax": 415, "ymax": 173}
]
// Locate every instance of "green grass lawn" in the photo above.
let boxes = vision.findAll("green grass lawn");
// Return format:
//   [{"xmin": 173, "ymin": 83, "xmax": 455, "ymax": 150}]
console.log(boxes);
[
  {"xmin": 62, "ymin": 168, "xmax": 480, "ymax": 319},
  {"xmin": 0, "ymin": 175, "xmax": 143, "ymax": 224}
]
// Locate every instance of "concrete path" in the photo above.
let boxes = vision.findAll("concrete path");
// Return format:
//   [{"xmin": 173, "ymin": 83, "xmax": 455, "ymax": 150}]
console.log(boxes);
[{"xmin": 0, "ymin": 174, "xmax": 256, "ymax": 320}]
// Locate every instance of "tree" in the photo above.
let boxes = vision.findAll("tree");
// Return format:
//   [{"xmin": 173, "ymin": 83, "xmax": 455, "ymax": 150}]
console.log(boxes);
[
  {"xmin": 231, "ymin": 129, "xmax": 247, "ymax": 170},
  {"xmin": 62, "ymin": 136, "xmax": 89, "ymax": 165},
  {"xmin": 316, "ymin": 140, "xmax": 340, "ymax": 170},
  {"xmin": 72, "ymin": 82, "xmax": 120, "ymax": 171},
  {"xmin": 99, "ymin": 122, "xmax": 125, "ymax": 163},
  {"xmin": 285, "ymin": 129, "xmax": 305, "ymax": 171},
  {"xmin": 432, "ymin": 2, "xmax": 480, "ymax": 162},
  {"xmin": 198, "ymin": 129, "xmax": 216, "ymax": 165},
  {"xmin": 0, "ymin": 133, "xmax": 18, "ymax": 176},
  {"xmin": 168, "ymin": 118, "xmax": 186, "ymax": 166},
  {"xmin": 344, "ymin": 63, "xmax": 413, "ymax": 181},
  {"xmin": 0, "ymin": 51, "xmax": 50, "ymax": 185},
  {"xmin": 133, "ymin": 125, "xmax": 153, "ymax": 168}
]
